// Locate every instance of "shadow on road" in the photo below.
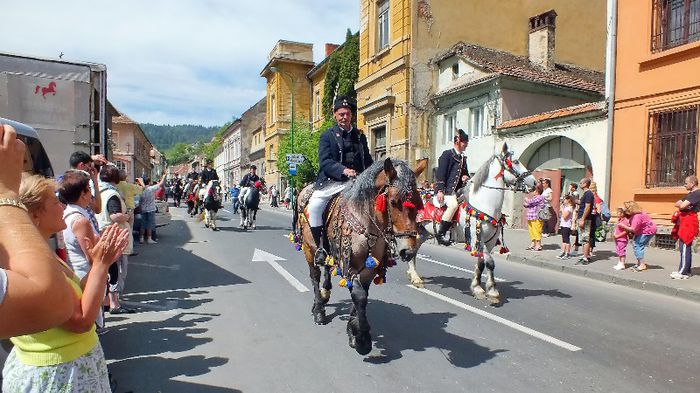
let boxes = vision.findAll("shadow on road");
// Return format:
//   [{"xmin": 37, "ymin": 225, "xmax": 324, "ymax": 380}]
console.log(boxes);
[{"xmin": 364, "ymin": 300, "xmax": 505, "ymax": 367}]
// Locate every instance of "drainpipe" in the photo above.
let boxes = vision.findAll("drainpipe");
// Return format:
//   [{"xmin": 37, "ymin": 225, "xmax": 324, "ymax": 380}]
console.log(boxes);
[{"xmin": 603, "ymin": 0, "xmax": 617, "ymax": 203}]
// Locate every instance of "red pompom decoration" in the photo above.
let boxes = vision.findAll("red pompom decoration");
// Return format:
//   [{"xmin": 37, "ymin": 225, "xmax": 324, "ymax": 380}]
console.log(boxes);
[
  {"xmin": 478, "ymin": 213, "xmax": 485, "ymax": 220},
  {"xmin": 491, "ymin": 219, "xmax": 498, "ymax": 225},
  {"xmin": 375, "ymin": 194, "xmax": 387, "ymax": 213},
  {"xmin": 403, "ymin": 201, "xmax": 416, "ymax": 209}
]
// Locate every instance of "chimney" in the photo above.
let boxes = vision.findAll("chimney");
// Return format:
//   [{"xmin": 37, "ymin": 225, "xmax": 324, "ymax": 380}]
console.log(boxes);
[
  {"xmin": 528, "ymin": 10, "xmax": 557, "ymax": 70},
  {"xmin": 325, "ymin": 43, "xmax": 340, "ymax": 58}
]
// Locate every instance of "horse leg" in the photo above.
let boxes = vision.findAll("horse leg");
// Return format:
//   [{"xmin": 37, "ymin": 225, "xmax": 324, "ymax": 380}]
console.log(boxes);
[
  {"xmin": 320, "ymin": 265, "xmax": 332, "ymax": 305},
  {"xmin": 484, "ymin": 251, "xmax": 500, "ymax": 305},
  {"xmin": 309, "ymin": 264, "xmax": 326, "ymax": 325},
  {"xmin": 471, "ymin": 257, "xmax": 487, "ymax": 300},
  {"xmin": 406, "ymin": 225, "xmax": 428, "ymax": 288},
  {"xmin": 252, "ymin": 210, "xmax": 257, "ymax": 229},
  {"xmin": 347, "ymin": 276, "xmax": 372, "ymax": 355}
]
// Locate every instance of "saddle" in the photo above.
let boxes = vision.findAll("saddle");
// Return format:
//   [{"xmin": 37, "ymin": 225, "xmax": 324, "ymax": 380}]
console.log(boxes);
[{"xmin": 417, "ymin": 199, "xmax": 461, "ymax": 223}]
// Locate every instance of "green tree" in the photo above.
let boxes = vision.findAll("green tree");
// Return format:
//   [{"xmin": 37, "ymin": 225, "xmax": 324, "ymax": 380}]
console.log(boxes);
[
  {"xmin": 277, "ymin": 117, "xmax": 320, "ymax": 186},
  {"xmin": 321, "ymin": 30, "xmax": 359, "ymax": 124},
  {"xmin": 164, "ymin": 142, "xmax": 191, "ymax": 164}
]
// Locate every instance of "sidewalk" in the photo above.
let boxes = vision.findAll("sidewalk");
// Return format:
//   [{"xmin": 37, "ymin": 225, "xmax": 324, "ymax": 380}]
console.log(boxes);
[
  {"xmin": 501, "ymin": 228, "xmax": 700, "ymax": 302},
  {"xmin": 263, "ymin": 205, "xmax": 700, "ymax": 302}
]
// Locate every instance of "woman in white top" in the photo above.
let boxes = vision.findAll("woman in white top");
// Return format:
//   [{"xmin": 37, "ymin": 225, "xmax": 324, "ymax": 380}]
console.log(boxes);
[
  {"xmin": 558, "ymin": 195, "xmax": 575, "ymax": 259},
  {"xmin": 59, "ymin": 171, "xmax": 100, "ymax": 281}
]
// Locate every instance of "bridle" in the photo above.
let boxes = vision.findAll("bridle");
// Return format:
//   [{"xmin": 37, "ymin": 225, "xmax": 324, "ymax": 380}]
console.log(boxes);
[
  {"xmin": 366, "ymin": 181, "xmax": 420, "ymax": 255},
  {"xmin": 481, "ymin": 153, "xmax": 531, "ymax": 192}
]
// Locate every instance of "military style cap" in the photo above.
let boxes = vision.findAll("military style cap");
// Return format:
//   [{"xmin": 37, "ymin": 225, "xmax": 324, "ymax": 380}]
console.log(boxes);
[
  {"xmin": 456, "ymin": 129, "xmax": 469, "ymax": 142},
  {"xmin": 333, "ymin": 95, "xmax": 357, "ymax": 112}
]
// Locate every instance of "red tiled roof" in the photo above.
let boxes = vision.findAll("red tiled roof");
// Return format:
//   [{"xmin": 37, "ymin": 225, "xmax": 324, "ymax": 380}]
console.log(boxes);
[
  {"xmin": 497, "ymin": 101, "xmax": 606, "ymax": 129},
  {"xmin": 112, "ymin": 111, "xmax": 138, "ymax": 124},
  {"xmin": 437, "ymin": 42, "xmax": 605, "ymax": 95}
]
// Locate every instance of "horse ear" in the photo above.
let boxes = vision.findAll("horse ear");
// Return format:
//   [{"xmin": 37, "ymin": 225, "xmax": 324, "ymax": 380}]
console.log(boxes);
[
  {"xmin": 384, "ymin": 158, "xmax": 397, "ymax": 182},
  {"xmin": 502, "ymin": 143, "xmax": 509, "ymax": 155},
  {"xmin": 413, "ymin": 158, "xmax": 428, "ymax": 177}
]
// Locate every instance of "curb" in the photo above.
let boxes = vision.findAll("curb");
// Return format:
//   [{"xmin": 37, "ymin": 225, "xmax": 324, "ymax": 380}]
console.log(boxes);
[{"xmin": 505, "ymin": 252, "xmax": 700, "ymax": 303}]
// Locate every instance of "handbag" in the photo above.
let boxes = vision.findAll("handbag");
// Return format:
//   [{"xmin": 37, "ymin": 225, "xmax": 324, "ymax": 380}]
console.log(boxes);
[{"xmin": 537, "ymin": 205, "xmax": 551, "ymax": 221}]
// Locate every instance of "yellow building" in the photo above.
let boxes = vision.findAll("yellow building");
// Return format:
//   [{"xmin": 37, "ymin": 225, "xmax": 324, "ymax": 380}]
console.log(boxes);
[
  {"xmin": 260, "ymin": 41, "xmax": 314, "ymax": 190},
  {"xmin": 356, "ymin": 0, "xmax": 607, "ymax": 169},
  {"xmin": 307, "ymin": 44, "xmax": 340, "ymax": 131}
]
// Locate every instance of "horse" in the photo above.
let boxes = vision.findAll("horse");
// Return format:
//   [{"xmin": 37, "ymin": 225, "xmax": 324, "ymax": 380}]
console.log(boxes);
[
  {"xmin": 240, "ymin": 182, "xmax": 261, "ymax": 230},
  {"xmin": 294, "ymin": 158, "xmax": 426, "ymax": 355},
  {"xmin": 407, "ymin": 143, "xmax": 537, "ymax": 305},
  {"xmin": 203, "ymin": 180, "xmax": 222, "ymax": 230}
]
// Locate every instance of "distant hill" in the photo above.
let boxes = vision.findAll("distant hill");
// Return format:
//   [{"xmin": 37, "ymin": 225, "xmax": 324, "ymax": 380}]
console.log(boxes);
[{"xmin": 140, "ymin": 123, "xmax": 220, "ymax": 151}]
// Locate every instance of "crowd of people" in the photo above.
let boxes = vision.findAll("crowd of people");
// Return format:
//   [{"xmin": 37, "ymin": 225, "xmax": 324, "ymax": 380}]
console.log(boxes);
[{"xmin": 0, "ymin": 123, "xmax": 171, "ymax": 391}]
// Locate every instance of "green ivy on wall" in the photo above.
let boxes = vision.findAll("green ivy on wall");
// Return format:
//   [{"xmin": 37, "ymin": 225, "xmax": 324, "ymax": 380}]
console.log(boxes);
[{"xmin": 321, "ymin": 30, "xmax": 359, "ymax": 123}]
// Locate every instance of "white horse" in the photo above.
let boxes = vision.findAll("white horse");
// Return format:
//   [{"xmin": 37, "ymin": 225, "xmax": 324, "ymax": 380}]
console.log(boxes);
[
  {"xmin": 203, "ymin": 180, "xmax": 222, "ymax": 230},
  {"xmin": 408, "ymin": 143, "xmax": 537, "ymax": 305}
]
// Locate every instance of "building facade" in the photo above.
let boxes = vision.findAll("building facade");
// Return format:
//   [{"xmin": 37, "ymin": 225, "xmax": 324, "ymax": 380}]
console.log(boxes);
[
  {"xmin": 111, "ymin": 112, "xmax": 153, "ymax": 182},
  {"xmin": 356, "ymin": 0, "xmax": 608, "ymax": 175},
  {"xmin": 240, "ymin": 97, "xmax": 267, "ymax": 176},
  {"xmin": 260, "ymin": 41, "xmax": 314, "ymax": 191},
  {"xmin": 610, "ymin": 0, "xmax": 700, "ymax": 236},
  {"xmin": 215, "ymin": 119, "xmax": 242, "ymax": 188}
]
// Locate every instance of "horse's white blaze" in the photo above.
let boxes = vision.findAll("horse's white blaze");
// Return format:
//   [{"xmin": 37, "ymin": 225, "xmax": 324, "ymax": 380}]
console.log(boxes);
[
  {"xmin": 416, "ymin": 254, "xmax": 506, "ymax": 282},
  {"xmin": 409, "ymin": 286, "xmax": 582, "ymax": 352}
]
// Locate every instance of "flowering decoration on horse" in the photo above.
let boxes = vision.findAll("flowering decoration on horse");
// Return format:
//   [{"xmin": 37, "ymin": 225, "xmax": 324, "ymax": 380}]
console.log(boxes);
[{"xmin": 375, "ymin": 194, "xmax": 387, "ymax": 213}]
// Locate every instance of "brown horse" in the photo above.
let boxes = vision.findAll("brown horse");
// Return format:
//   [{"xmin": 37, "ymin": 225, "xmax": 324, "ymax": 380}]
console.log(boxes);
[{"xmin": 294, "ymin": 158, "xmax": 426, "ymax": 355}]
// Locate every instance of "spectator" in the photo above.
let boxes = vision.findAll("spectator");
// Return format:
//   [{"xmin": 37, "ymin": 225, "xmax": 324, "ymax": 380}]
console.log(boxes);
[
  {"xmin": 284, "ymin": 185, "xmax": 293, "ymax": 209},
  {"xmin": 576, "ymin": 178, "xmax": 596, "ymax": 264},
  {"xmin": 59, "ymin": 171, "xmax": 100, "ymax": 281},
  {"xmin": 613, "ymin": 207, "xmax": 631, "ymax": 271},
  {"xmin": 671, "ymin": 175, "xmax": 700, "ymax": 279},
  {"xmin": 137, "ymin": 174, "xmax": 167, "ymax": 243},
  {"xmin": 115, "ymin": 170, "xmax": 143, "ymax": 228},
  {"xmin": 0, "ymin": 124, "xmax": 74, "ymax": 338},
  {"xmin": 230, "ymin": 184, "xmax": 240, "ymax": 213},
  {"xmin": 98, "ymin": 165, "xmax": 135, "ymax": 314},
  {"xmin": 558, "ymin": 195, "xmax": 574, "ymax": 259},
  {"xmin": 617, "ymin": 201, "xmax": 657, "ymax": 272},
  {"xmin": 541, "ymin": 178, "xmax": 556, "ymax": 237},
  {"xmin": 564, "ymin": 183, "xmax": 581, "ymax": 256},
  {"xmin": 524, "ymin": 185, "xmax": 545, "ymax": 251},
  {"xmin": 270, "ymin": 185, "xmax": 279, "ymax": 207},
  {"xmin": 67, "ymin": 151, "xmax": 107, "ymax": 215},
  {"xmin": 5, "ymin": 172, "xmax": 128, "ymax": 392},
  {"xmin": 589, "ymin": 181, "xmax": 603, "ymax": 256}
]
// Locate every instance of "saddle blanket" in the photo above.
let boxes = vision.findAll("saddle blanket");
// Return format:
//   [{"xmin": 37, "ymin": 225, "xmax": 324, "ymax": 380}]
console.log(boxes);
[{"xmin": 417, "ymin": 200, "xmax": 461, "ymax": 223}]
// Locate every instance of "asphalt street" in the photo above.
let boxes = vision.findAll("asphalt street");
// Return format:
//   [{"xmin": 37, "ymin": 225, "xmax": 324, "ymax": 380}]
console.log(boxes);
[{"xmin": 102, "ymin": 204, "xmax": 700, "ymax": 393}]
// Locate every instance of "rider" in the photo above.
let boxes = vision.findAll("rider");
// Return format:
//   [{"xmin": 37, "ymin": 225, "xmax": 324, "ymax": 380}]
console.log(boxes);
[
  {"xmin": 434, "ymin": 129, "xmax": 470, "ymax": 245},
  {"xmin": 308, "ymin": 95, "xmax": 373, "ymax": 265},
  {"xmin": 239, "ymin": 165, "xmax": 261, "ymax": 206},
  {"xmin": 186, "ymin": 163, "xmax": 200, "ymax": 182},
  {"xmin": 200, "ymin": 159, "xmax": 219, "ymax": 185}
]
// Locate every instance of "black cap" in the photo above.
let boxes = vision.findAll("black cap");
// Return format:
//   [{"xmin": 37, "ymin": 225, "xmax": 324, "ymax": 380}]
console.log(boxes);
[
  {"xmin": 250, "ymin": 165, "xmax": 257, "ymax": 170},
  {"xmin": 333, "ymin": 95, "xmax": 357, "ymax": 112},
  {"xmin": 454, "ymin": 129, "xmax": 469, "ymax": 143}
]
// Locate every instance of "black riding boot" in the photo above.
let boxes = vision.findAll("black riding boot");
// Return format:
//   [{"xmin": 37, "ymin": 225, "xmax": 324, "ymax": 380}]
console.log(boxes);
[
  {"xmin": 436, "ymin": 220, "xmax": 453, "ymax": 246},
  {"xmin": 311, "ymin": 226, "xmax": 328, "ymax": 266}
]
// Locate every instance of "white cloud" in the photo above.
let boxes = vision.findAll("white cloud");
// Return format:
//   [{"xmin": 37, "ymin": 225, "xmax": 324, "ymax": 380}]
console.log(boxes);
[{"xmin": 2, "ymin": 0, "xmax": 358, "ymax": 126}]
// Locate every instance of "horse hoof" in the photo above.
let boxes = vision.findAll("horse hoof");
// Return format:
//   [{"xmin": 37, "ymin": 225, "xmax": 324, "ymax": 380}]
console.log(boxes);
[
  {"xmin": 346, "ymin": 322, "xmax": 357, "ymax": 348},
  {"xmin": 472, "ymin": 286, "xmax": 486, "ymax": 300},
  {"xmin": 487, "ymin": 296, "xmax": 501, "ymax": 306},
  {"xmin": 313, "ymin": 310, "xmax": 326, "ymax": 325},
  {"xmin": 411, "ymin": 279, "xmax": 425, "ymax": 288},
  {"xmin": 355, "ymin": 333, "xmax": 373, "ymax": 356}
]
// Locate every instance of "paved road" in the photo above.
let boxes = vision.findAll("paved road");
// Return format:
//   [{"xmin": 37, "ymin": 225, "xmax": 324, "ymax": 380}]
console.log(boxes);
[{"xmin": 103, "ymin": 205, "xmax": 700, "ymax": 393}]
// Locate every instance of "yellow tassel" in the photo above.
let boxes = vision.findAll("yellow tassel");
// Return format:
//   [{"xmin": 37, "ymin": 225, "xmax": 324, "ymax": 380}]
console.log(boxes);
[
  {"xmin": 332, "ymin": 268, "xmax": 338, "ymax": 276},
  {"xmin": 328, "ymin": 257, "xmax": 335, "ymax": 266},
  {"xmin": 339, "ymin": 278, "xmax": 347, "ymax": 287}
]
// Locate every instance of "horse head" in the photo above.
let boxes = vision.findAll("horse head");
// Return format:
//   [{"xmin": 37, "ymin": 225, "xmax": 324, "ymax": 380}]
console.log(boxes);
[
  {"xmin": 497, "ymin": 143, "xmax": 537, "ymax": 192},
  {"xmin": 373, "ymin": 158, "xmax": 423, "ymax": 262}
]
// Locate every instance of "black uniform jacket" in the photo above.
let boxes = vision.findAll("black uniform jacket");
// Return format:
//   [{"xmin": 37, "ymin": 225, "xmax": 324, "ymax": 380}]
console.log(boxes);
[
  {"xmin": 435, "ymin": 148, "xmax": 469, "ymax": 195},
  {"xmin": 240, "ymin": 173, "xmax": 260, "ymax": 188},
  {"xmin": 315, "ymin": 124, "xmax": 373, "ymax": 187},
  {"xmin": 200, "ymin": 168, "xmax": 219, "ymax": 184}
]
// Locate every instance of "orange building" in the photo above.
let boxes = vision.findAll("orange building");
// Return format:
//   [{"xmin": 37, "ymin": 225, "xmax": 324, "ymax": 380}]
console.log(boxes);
[{"xmin": 610, "ymin": 0, "xmax": 700, "ymax": 238}]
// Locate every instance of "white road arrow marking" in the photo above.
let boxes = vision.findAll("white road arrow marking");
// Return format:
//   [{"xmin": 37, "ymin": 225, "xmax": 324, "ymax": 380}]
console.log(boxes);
[
  {"xmin": 409, "ymin": 285, "xmax": 581, "ymax": 352},
  {"xmin": 252, "ymin": 248, "xmax": 309, "ymax": 292}
]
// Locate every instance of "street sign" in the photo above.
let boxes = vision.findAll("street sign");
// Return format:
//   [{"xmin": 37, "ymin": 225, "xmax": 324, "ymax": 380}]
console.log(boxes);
[
  {"xmin": 288, "ymin": 163, "xmax": 297, "ymax": 176},
  {"xmin": 286, "ymin": 153, "xmax": 304, "ymax": 164}
]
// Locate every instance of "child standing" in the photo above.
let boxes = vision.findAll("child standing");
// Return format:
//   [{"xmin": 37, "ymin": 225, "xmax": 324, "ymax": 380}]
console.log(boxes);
[
  {"xmin": 613, "ymin": 207, "xmax": 630, "ymax": 270},
  {"xmin": 558, "ymin": 196, "xmax": 574, "ymax": 259}
]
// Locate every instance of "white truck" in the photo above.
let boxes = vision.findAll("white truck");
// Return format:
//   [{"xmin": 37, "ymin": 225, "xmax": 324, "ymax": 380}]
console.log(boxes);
[{"xmin": 0, "ymin": 52, "xmax": 111, "ymax": 175}]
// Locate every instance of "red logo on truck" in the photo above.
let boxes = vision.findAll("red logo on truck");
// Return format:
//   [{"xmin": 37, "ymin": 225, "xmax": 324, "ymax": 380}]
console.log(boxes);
[{"xmin": 34, "ymin": 81, "xmax": 57, "ymax": 98}]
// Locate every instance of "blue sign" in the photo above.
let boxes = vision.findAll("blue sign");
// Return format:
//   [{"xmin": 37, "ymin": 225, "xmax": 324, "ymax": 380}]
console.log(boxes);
[{"xmin": 288, "ymin": 163, "xmax": 297, "ymax": 176}]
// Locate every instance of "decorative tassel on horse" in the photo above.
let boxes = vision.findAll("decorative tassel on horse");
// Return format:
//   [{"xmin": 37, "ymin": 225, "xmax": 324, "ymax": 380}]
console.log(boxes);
[
  {"xmin": 375, "ymin": 194, "xmax": 386, "ymax": 213},
  {"xmin": 365, "ymin": 256, "xmax": 380, "ymax": 269},
  {"xmin": 403, "ymin": 201, "xmax": 416, "ymax": 210}
]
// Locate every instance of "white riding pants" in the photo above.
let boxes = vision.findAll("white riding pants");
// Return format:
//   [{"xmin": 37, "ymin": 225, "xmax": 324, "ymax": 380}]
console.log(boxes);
[
  {"xmin": 442, "ymin": 195, "xmax": 459, "ymax": 221},
  {"xmin": 307, "ymin": 182, "xmax": 346, "ymax": 227},
  {"xmin": 238, "ymin": 187, "xmax": 250, "ymax": 205}
]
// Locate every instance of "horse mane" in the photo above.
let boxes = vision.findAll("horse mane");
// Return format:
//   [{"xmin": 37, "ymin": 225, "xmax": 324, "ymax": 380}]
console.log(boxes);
[
  {"xmin": 341, "ymin": 159, "xmax": 416, "ymax": 212},
  {"xmin": 470, "ymin": 155, "xmax": 497, "ymax": 193}
]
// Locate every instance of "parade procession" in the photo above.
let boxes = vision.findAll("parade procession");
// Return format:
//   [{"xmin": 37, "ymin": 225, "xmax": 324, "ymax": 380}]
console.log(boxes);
[{"xmin": 3, "ymin": 1, "xmax": 700, "ymax": 392}]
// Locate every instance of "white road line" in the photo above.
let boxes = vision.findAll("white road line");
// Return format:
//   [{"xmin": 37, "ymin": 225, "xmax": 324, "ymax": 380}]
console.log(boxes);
[
  {"xmin": 222, "ymin": 208, "xmax": 232, "ymax": 214},
  {"xmin": 266, "ymin": 259, "xmax": 310, "ymax": 293},
  {"xmin": 130, "ymin": 262, "xmax": 180, "ymax": 271},
  {"xmin": 120, "ymin": 300, "xmax": 179, "ymax": 313},
  {"xmin": 409, "ymin": 285, "xmax": 581, "ymax": 352},
  {"xmin": 417, "ymin": 254, "xmax": 506, "ymax": 282}
]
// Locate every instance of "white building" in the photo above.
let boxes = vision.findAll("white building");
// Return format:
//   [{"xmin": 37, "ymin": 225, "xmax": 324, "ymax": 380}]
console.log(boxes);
[{"xmin": 214, "ymin": 119, "xmax": 242, "ymax": 189}]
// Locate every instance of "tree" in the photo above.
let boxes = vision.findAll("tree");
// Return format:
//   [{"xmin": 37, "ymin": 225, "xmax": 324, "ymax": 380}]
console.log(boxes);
[
  {"xmin": 164, "ymin": 142, "xmax": 191, "ymax": 164},
  {"xmin": 277, "ymin": 117, "xmax": 320, "ymax": 186},
  {"xmin": 321, "ymin": 30, "xmax": 360, "ymax": 124}
]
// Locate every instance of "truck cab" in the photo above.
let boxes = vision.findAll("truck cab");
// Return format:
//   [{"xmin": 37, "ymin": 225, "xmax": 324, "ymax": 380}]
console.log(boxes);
[{"xmin": 0, "ymin": 117, "xmax": 54, "ymax": 178}]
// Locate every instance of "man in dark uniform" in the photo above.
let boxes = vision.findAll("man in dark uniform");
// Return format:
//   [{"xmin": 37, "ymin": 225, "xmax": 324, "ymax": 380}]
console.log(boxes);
[
  {"xmin": 435, "ymin": 129, "xmax": 470, "ymax": 245},
  {"xmin": 186, "ymin": 163, "xmax": 200, "ymax": 182},
  {"xmin": 238, "ymin": 165, "xmax": 261, "ymax": 206},
  {"xmin": 308, "ymin": 95, "xmax": 373, "ymax": 264},
  {"xmin": 200, "ymin": 160, "xmax": 219, "ymax": 185}
]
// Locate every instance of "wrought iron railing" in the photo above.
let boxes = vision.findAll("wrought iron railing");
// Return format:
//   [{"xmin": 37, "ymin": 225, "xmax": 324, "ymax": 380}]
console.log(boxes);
[
  {"xmin": 646, "ymin": 107, "xmax": 698, "ymax": 187},
  {"xmin": 651, "ymin": 0, "xmax": 700, "ymax": 53}
]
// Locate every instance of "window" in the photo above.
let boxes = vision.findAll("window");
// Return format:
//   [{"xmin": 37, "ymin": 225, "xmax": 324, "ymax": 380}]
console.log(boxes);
[
  {"xmin": 377, "ymin": 0, "xmax": 390, "ymax": 51},
  {"xmin": 314, "ymin": 90, "xmax": 321, "ymax": 121},
  {"xmin": 469, "ymin": 106, "xmax": 485, "ymax": 138},
  {"xmin": 373, "ymin": 125, "xmax": 387, "ymax": 160},
  {"xmin": 646, "ymin": 107, "xmax": 698, "ymax": 187},
  {"xmin": 115, "ymin": 160, "xmax": 126, "ymax": 172},
  {"xmin": 652, "ymin": 0, "xmax": 700, "ymax": 52},
  {"xmin": 443, "ymin": 113, "xmax": 456, "ymax": 145},
  {"xmin": 270, "ymin": 95, "xmax": 277, "ymax": 123},
  {"xmin": 451, "ymin": 63, "xmax": 459, "ymax": 80}
]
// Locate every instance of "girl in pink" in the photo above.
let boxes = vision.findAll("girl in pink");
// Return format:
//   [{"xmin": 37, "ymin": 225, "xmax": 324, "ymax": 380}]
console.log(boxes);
[{"xmin": 613, "ymin": 208, "xmax": 630, "ymax": 270}]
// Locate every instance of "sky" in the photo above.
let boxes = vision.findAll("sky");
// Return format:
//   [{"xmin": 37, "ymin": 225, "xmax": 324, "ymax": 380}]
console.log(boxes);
[{"xmin": 2, "ymin": 0, "xmax": 359, "ymax": 127}]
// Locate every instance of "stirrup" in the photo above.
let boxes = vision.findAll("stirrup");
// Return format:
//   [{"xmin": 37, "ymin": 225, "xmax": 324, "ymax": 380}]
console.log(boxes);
[
  {"xmin": 437, "ymin": 236, "xmax": 452, "ymax": 246},
  {"xmin": 314, "ymin": 248, "xmax": 328, "ymax": 266}
]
